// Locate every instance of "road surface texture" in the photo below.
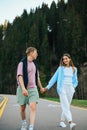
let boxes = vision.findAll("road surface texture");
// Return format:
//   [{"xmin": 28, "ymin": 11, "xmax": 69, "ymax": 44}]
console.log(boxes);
[{"xmin": 0, "ymin": 94, "xmax": 87, "ymax": 130}]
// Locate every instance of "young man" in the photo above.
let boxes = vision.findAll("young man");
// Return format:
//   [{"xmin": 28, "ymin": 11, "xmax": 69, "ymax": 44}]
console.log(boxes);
[{"xmin": 16, "ymin": 47, "xmax": 43, "ymax": 130}]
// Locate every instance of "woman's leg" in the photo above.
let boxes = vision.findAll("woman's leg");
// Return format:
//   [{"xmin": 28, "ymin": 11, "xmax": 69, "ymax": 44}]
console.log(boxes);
[{"xmin": 59, "ymin": 92, "xmax": 73, "ymax": 122}]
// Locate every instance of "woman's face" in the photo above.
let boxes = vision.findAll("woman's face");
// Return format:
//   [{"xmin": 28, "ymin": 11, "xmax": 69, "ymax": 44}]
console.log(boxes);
[{"xmin": 62, "ymin": 55, "xmax": 71, "ymax": 66}]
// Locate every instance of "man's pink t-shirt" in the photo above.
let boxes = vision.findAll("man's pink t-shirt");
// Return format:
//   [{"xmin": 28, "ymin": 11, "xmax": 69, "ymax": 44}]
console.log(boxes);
[{"xmin": 17, "ymin": 60, "xmax": 37, "ymax": 89}]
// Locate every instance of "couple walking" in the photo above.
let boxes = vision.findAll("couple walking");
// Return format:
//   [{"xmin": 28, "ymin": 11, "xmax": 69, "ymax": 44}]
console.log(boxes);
[{"xmin": 16, "ymin": 47, "xmax": 78, "ymax": 130}]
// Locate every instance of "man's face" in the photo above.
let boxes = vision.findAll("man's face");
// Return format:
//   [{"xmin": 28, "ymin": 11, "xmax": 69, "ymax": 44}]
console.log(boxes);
[{"xmin": 31, "ymin": 50, "xmax": 38, "ymax": 60}]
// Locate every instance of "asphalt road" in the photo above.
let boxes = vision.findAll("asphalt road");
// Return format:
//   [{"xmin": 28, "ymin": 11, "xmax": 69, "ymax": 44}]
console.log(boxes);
[{"xmin": 0, "ymin": 94, "xmax": 87, "ymax": 130}]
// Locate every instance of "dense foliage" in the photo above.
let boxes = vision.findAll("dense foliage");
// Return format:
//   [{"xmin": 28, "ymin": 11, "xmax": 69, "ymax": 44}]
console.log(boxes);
[{"xmin": 0, "ymin": 0, "xmax": 87, "ymax": 98}]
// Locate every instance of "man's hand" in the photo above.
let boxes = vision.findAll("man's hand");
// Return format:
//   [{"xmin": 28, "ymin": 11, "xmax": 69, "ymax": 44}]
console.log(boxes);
[{"xmin": 22, "ymin": 88, "xmax": 28, "ymax": 96}]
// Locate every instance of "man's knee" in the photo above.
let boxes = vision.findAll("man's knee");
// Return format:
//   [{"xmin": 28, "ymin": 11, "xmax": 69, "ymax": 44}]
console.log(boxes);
[
  {"xmin": 30, "ymin": 102, "xmax": 36, "ymax": 111},
  {"xmin": 21, "ymin": 105, "xmax": 26, "ymax": 112}
]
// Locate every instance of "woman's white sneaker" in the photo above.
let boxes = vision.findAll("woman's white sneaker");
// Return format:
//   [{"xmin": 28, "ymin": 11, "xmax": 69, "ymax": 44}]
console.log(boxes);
[
  {"xmin": 59, "ymin": 121, "xmax": 67, "ymax": 128},
  {"xmin": 70, "ymin": 123, "xmax": 76, "ymax": 130}
]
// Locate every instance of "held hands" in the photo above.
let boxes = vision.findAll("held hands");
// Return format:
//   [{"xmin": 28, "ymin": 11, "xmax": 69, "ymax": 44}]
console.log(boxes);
[{"xmin": 40, "ymin": 87, "xmax": 47, "ymax": 94}]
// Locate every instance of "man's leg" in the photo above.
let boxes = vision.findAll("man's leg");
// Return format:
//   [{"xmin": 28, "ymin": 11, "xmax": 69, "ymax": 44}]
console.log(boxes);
[
  {"xmin": 29, "ymin": 102, "xmax": 37, "ymax": 130},
  {"xmin": 20, "ymin": 105, "xmax": 27, "ymax": 130},
  {"xmin": 20, "ymin": 105, "xmax": 26, "ymax": 120}
]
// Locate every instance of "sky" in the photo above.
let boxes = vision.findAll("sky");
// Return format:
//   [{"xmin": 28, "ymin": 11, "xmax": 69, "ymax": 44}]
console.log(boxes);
[{"xmin": 0, "ymin": 0, "xmax": 60, "ymax": 25}]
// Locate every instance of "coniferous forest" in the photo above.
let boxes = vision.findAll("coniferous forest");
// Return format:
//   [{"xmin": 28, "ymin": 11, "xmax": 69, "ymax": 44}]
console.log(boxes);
[{"xmin": 0, "ymin": 0, "xmax": 87, "ymax": 99}]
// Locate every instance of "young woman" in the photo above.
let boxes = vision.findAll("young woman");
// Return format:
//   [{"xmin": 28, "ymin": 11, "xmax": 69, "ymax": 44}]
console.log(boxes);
[{"xmin": 41, "ymin": 53, "xmax": 78, "ymax": 130}]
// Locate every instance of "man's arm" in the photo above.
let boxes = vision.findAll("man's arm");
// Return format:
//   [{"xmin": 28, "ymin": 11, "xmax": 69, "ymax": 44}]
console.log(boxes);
[
  {"xmin": 18, "ymin": 75, "xmax": 28, "ymax": 96},
  {"xmin": 37, "ymin": 75, "xmax": 46, "ymax": 93},
  {"xmin": 38, "ymin": 76, "xmax": 43, "ymax": 89}
]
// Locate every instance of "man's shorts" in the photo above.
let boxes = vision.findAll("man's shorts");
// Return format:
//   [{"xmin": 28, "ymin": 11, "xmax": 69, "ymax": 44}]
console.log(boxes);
[{"xmin": 16, "ymin": 86, "xmax": 39, "ymax": 105}]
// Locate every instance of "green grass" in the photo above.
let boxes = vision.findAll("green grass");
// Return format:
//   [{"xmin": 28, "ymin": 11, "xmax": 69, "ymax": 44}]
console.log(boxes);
[
  {"xmin": 42, "ymin": 97, "xmax": 87, "ymax": 109},
  {"xmin": 71, "ymin": 99, "xmax": 87, "ymax": 108}
]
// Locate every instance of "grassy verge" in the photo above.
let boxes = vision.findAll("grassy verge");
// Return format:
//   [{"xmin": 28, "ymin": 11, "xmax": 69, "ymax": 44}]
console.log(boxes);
[{"xmin": 42, "ymin": 97, "xmax": 87, "ymax": 109}]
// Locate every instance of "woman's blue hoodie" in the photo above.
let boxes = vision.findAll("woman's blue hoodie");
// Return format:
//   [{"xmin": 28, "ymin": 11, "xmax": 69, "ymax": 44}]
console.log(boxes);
[{"xmin": 46, "ymin": 66, "xmax": 78, "ymax": 94}]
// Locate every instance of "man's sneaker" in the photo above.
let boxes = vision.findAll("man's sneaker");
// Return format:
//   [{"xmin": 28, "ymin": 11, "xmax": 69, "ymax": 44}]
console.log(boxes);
[
  {"xmin": 29, "ymin": 125, "xmax": 34, "ymax": 130},
  {"xmin": 59, "ymin": 121, "xmax": 67, "ymax": 128},
  {"xmin": 70, "ymin": 123, "xmax": 76, "ymax": 130},
  {"xmin": 21, "ymin": 120, "xmax": 27, "ymax": 130}
]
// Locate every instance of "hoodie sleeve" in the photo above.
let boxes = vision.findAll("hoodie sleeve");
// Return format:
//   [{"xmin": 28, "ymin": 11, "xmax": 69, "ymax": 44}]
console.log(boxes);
[
  {"xmin": 73, "ymin": 67, "xmax": 78, "ymax": 88},
  {"xmin": 46, "ymin": 67, "xmax": 59, "ymax": 90}
]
